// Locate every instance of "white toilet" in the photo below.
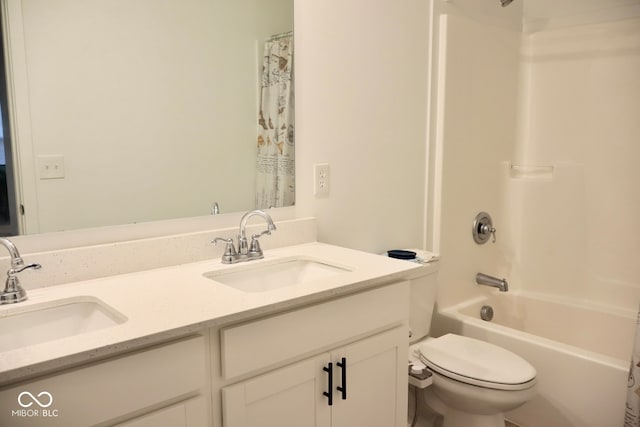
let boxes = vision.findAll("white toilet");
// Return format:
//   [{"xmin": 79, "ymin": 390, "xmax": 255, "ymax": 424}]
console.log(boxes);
[{"xmin": 406, "ymin": 258, "xmax": 537, "ymax": 427}]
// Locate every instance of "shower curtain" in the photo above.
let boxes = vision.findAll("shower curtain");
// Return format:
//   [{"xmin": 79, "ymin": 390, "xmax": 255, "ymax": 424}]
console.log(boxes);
[
  {"xmin": 625, "ymin": 305, "xmax": 640, "ymax": 426},
  {"xmin": 255, "ymin": 31, "xmax": 294, "ymax": 209}
]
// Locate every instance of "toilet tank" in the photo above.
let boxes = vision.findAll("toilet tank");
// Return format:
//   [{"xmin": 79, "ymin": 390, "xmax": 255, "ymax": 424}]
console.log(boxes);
[{"xmin": 408, "ymin": 262, "xmax": 439, "ymax": 343}]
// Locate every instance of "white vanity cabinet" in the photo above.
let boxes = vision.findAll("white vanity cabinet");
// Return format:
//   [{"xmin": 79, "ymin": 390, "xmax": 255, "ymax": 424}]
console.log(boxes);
[
  {"xmin": 0, "ymin": 269, "xmax": 413, "ymax": 427},
  {"xmin": 218, "ymin": 282, "xmax": 410, "ymax": 427},
  {"xmin": 0, "ymin": 335, "xmax": 210, "ymax": 427},
  {"xmin": 222, "ymin": 327, "xmax": 406, "ymax": 427}
]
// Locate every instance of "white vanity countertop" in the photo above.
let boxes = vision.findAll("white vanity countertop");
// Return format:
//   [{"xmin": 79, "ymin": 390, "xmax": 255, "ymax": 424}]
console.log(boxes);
[{"xmin": 0, "ymin": 242, "xmax": 424, "ymax": 385}]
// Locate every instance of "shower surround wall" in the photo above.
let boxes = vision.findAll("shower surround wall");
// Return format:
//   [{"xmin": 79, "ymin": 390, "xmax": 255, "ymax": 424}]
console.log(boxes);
[
  {"xmin": 432, "ymin": 5, "xmax": 640, "ymax": 426},
  {"xmin": 512, "ymin": 17, "xmax": 640, "ymax": 312},
  {"xmin": 429, "ymin": 0, "xmax": 521, "ymax": 309},
  {"xmin": 434, "ymin": 4, "xmax": 640, "ymax": 314}
]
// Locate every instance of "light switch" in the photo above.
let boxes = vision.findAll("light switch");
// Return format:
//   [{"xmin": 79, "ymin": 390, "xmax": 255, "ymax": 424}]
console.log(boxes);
[{"xmin": 37, "ymin": 155, "xmax": 65, "ymax": 179}]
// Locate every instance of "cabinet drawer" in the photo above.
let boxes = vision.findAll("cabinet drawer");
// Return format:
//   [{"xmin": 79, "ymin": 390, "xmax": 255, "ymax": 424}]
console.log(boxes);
[
  {"xmin": 221, "ymin": 281, "xmax": 409, "ymax": 379},
  {"xmin": 0, "ymin": 335, "xmax": 207, "ymax": 427}
]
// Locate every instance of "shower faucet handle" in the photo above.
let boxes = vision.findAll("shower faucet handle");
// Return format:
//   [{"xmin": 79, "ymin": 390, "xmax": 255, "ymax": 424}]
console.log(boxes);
[
  {"xmin": 481, "ymin": 224, "xmax": 496, "ymax": 243},
  {"xmin": 473, "ymin": 212, "xmax": 497, "ymax": 244}
]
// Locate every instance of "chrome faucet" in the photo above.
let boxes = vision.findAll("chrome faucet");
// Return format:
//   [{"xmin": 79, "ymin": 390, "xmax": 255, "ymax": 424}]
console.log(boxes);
[
  {"xmin": 476, "ymin": 272, "xmax": 508, "ymax": 292},
  {"xmin": 0, "ymin": 238, "xmax": 42, "ymax": 304},
  {"xmin": 213, "ymin": 210, "xmax": 277, "ymax": 264}
]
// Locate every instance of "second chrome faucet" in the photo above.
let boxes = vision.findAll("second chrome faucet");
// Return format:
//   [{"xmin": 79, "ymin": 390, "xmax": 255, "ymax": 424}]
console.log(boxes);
[
  {"xmin": 0, "ymin": 237, "xmax": 41, "ymax": 304},
  {"xmin": 213, "ymin": 210, "xmax": 277, "ymax": 264}
]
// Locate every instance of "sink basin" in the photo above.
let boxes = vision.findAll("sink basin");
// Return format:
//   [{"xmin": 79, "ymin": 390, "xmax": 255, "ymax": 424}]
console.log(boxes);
[
  {"xmin": 0, "ymin": 297, "xmax": 127, "ymax": 352},
  {"xmin": 204, "ymin": 257, "xmax": 351, "ymax": 293}
]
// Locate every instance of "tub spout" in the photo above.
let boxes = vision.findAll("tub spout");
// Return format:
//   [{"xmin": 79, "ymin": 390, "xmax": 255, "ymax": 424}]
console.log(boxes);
[{"xmin": 476, "ymin": 273, "xmax": 508, "ymax": 292}]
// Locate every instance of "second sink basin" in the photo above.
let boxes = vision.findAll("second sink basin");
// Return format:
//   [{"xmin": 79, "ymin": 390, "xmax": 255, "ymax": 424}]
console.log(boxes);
[
  {"xmin": 0, "ymin": 297, "xmax": 127, "ymax": 352},
  {"xmin": 204, "ymin": 257, "xmax": 351, "ymax": 293}
]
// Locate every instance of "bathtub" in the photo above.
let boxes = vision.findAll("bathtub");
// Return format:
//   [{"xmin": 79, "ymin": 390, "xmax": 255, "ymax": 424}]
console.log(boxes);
[{"xmin": 432, "ymin": 292, "xmax": 634, "ymax": 427}]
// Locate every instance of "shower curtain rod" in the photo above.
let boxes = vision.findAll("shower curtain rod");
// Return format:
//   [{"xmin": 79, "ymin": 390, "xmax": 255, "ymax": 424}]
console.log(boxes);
[{"xmin": 268, "ymin": 31, "xmax": 293, "ymax": 41}]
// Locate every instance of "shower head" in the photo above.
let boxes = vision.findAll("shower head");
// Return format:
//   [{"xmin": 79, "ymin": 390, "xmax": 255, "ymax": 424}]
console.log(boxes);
[{"xmin": 500, "ymin": 0, "xmax": 515, "ymax": 6}]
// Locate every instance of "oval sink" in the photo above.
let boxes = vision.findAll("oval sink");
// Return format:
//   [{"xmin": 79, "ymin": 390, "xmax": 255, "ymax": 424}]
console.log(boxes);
[
  {"xmin": 204, "ymin": 257, "xmax": 351, "ymax": 293},
  {"xmin": 0, "ymin": 297, "xmax": 127, "ymax": 352}
]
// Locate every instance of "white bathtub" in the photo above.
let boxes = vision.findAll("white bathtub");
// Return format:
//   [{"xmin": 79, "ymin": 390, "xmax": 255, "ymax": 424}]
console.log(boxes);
[{"xmin": 432, "ymin": 292, "xmax": 634, "ymax": 427}]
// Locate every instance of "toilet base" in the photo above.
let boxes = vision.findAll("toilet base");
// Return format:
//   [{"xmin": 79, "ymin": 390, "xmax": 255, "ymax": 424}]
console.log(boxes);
[
  {"xmin": 412, "ymin": 389, "xmax": 519, "ymax": 427},
  {"xmin": 441, "ymin": 410, "xmax": 504, "ymax": 427},
  {"xmin": 422, "ymin": 384, "xmax": 518, "ymax": 427},
  {"xmin": 409, "ymin": 386, "xmax": 444, "ymax": 427}
]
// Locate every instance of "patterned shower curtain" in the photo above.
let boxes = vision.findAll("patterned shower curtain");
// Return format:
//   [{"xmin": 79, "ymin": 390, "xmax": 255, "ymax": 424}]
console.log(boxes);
[
  {"xmin": 625, "ymin": 305, "xmax": 640, "ymax": 426},
  {"xmin": 255, "ymin": 31, "xmax": 294, "ymax": 209}
]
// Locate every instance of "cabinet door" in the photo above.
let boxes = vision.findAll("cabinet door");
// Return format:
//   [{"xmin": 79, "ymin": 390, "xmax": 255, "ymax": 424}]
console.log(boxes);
[
  {"xmin": 222, "ymin": 354, "xmax": 332, "ymax": 427},
  {"xmin": 116, "ymin": 396, "xmax": 207, "ymax": 427},
  {"xmin": 331, "ymin": 327, "xmax": 408, "ymax": 427}
]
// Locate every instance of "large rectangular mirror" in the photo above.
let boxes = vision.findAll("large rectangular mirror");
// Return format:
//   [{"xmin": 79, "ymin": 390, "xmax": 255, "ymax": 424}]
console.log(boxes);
[{"xmin": 0, "ymin": 0, "xmax": 294, "ymax": 236}]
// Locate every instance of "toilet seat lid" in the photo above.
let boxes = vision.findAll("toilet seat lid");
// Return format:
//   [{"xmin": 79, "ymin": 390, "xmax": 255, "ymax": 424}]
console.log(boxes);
[{"xmin": 419, "ymin": 334, "xmax": 536, "ymax": 391}]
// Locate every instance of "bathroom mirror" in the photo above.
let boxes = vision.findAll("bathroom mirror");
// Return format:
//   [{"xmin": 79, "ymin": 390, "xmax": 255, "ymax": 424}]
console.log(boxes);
[{"xmin": 0, "ymin": 0, "xmax": 294, "ymax": 235}]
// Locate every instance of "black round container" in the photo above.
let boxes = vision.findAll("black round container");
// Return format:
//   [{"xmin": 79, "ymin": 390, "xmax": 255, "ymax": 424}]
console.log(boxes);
[{"xmin": 387, "ymin": 249, "xmax": 417, "ymax": 260}]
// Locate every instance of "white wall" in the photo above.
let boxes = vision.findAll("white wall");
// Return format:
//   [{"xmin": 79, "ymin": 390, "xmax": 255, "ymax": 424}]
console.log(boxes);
[{"xmin": 294, "ymin": 0, "xmax": 430, "ymax": 254}]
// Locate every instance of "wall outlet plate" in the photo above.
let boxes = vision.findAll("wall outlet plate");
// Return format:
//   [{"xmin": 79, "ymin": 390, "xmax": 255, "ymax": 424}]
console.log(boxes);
[{"xmin": 314, "ymin": 163, "xmax": 330, "ymax": 196}]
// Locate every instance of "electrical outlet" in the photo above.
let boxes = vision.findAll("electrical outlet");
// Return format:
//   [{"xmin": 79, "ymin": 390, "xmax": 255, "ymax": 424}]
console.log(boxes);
[
  {"xmin": 37, "ymin": 155, "xmax": 65, "ymax": 179},
  {"xmin": 314, "ymin": 163, "xmax": 330, "ymax": 196}
]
